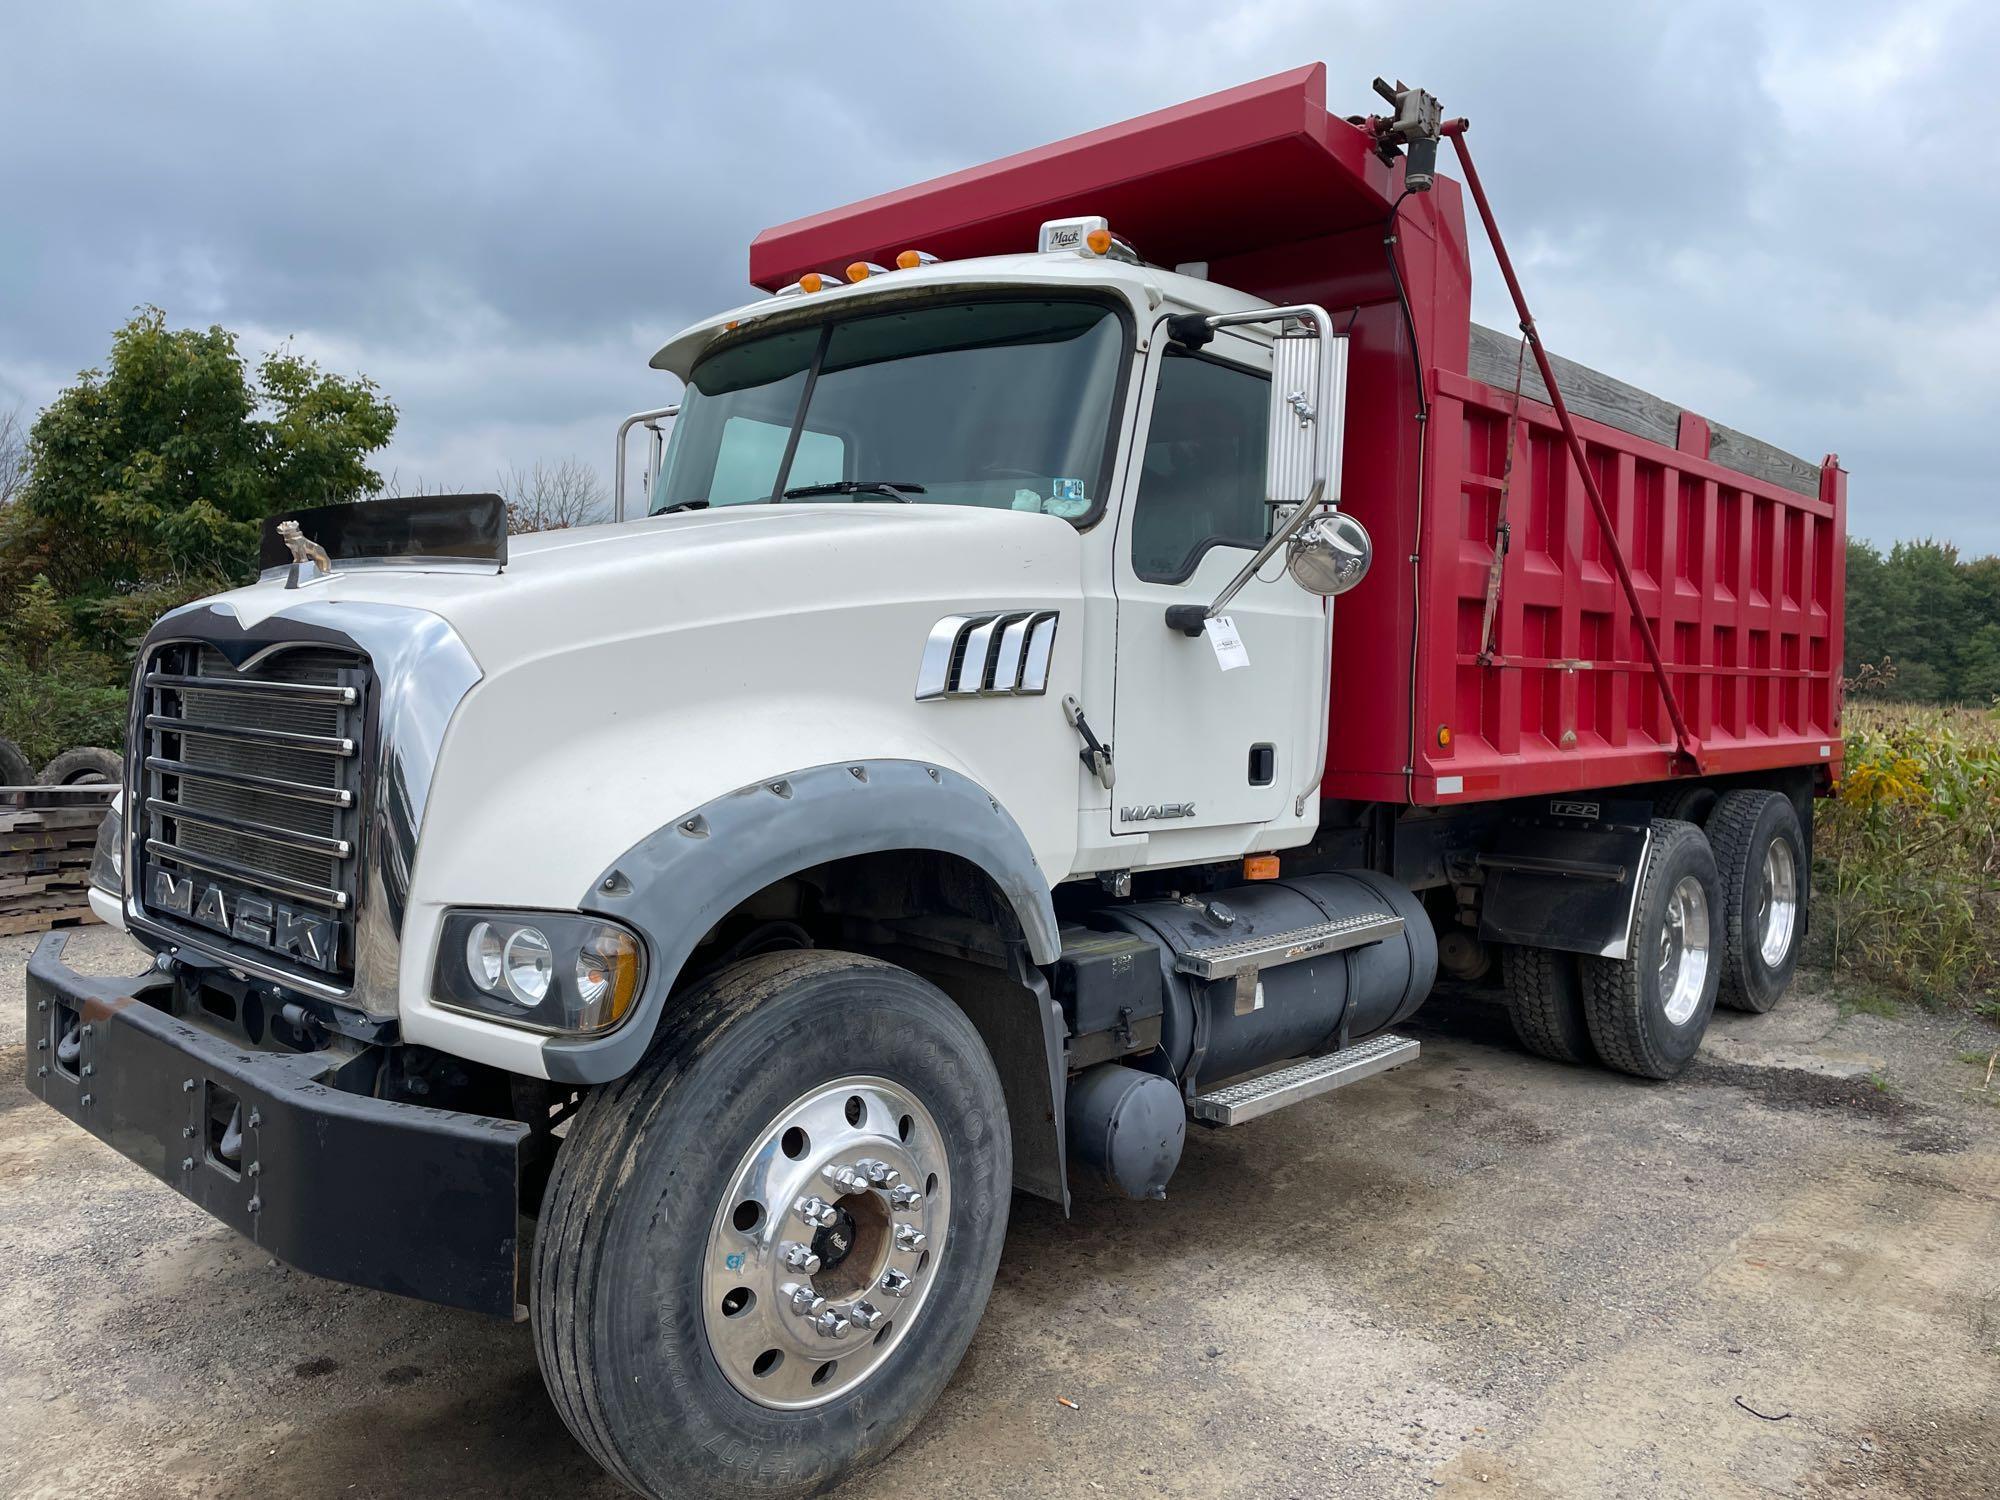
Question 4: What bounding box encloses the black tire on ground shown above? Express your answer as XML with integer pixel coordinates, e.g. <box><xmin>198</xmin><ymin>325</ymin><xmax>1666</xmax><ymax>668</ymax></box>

<box><xmin>1707</xmin><ymin>789</ymin><xmax>1806</xmax><ymax>1014</ymax></box>
<box><xmin>533</xmin><ymin>949</ymin><xmax>1012</xmax><ymax>1500</ymax></box>
<box><xmin>38</xmin><ymin>747</ymin><xmax>123</xmax><ymax>785</ymax></box>
<box><xmin>1500</xmin><ymin>944</ymin><xmax>1595</xmax><ymax>1064</ymax></box>
<box><xmin>0</xmin><ymin>736</ymin><xmax>30</xmax><ymax>787</ymax></box>
<box><xmin>1581</xmin><ymin>818</ymin><xmax>1722</xmax><ymax>1080</ymax></box>
<box><xmin>1654</xmin><ymin>781</ymin><xmax>1717</xmax><ymax>827</ymax></box>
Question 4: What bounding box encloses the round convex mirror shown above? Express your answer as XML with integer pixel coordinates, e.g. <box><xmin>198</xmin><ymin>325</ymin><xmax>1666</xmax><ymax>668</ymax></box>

<box><xmin>1287</xmin><ymin>511</ymin><xmax>1373</xmax><ymax>596</ymax></box>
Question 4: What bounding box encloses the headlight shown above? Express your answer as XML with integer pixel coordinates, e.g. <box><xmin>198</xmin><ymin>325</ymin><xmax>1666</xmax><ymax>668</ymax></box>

<box><xmin>88</xmin><ymin>797</ymin><xmax>124</xmax><ymax>897</ymax></box>
<box><xmin>435</xmin><ymin>911</ymin><xmax>645</xmax><ymax>1035</ymax></box>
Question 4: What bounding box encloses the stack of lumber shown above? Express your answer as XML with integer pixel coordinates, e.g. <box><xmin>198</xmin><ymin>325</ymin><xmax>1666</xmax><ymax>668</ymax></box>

<box><xmin>1</xmin><ymin>784</ymin><xmax>115</xmax><ymax>937</ymax></box>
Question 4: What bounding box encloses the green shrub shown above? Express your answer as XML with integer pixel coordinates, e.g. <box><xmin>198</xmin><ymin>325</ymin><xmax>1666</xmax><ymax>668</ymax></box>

<box><xmin>0</xmin><ymin>652</ymin><xmax>130</xmax><ymax>767</ymax></box>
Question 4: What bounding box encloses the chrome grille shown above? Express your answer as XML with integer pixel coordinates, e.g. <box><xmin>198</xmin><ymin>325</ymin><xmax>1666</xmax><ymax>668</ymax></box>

<box><xmin>138</xmin><ymin>643</ymin><xmax>368</xmax><ymax>981</ymax></box>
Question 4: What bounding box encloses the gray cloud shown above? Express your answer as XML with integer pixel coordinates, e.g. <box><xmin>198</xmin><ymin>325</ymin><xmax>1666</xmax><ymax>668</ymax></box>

<box><xmin>3</xmin><ymin>1</ymin><xmax>1993</xmax><ymax>545</ymax></box>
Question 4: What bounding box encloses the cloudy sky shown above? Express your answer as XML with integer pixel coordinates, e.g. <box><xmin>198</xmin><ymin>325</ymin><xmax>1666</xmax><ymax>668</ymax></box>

<box><xmin>3</xmin><ymin>1</ymin><xmax>1995</xmax><ymax>547</ymax></box>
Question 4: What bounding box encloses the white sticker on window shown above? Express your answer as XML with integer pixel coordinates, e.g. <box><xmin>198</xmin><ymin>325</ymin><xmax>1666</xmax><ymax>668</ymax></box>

<box><xmin>1208</xmin><ymin>615</ymin><xmax>1250</xmax><ymax>671</ymax></box>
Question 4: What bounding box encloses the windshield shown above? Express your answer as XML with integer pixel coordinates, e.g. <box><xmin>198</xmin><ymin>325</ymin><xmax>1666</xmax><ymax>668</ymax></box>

<box><xmin>651</xmin><ymin>298</ymin><xmax>1126</xmax><ymax>520</ymax></box>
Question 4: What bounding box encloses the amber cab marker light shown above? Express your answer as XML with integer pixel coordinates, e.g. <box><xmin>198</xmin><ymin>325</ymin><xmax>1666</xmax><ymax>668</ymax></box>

<box><xmin>1084</xmin><ymin>227</ymin><xmax>1113</xmax><ymax>256</ymax></box>
<box><xmin>1243</xmin><ymin>855</ymin><xmax>1281</xmax><ymax>881</ymax></box>
<box><xmin>1437</xmin><ymin>724</ymin><xmax>1453</xmax><ymax>748</ymax></box>
<box><xmin>845</xmin><ymin>261</ymin><xmax>890</xmax><ymax>283</ymax></box>
<box><xmin>895</xmin><ymin>249</ymin><xmax>937</xmax><ymax>270</ymax></box>
<box><xmin>800</xmin><ymin>272</ymin><xmax>828</xmax><ymax>293</ymax></box>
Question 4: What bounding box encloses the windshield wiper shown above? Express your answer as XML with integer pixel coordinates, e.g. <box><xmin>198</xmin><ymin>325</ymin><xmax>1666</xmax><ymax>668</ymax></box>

<box><xmin>780</xmin><ymin>481</ymin><xmax>927</xmax><ymax>502</ymax></box>
<box><xmin>656</xmin><ymin>498</ymin><xmax>710</xmax><ymax>514</ymax></box>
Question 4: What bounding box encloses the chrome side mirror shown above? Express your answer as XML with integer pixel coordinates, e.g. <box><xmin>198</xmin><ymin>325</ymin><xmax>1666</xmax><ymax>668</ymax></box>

<box><xmin>1287</xmin><ymin>511</ymin><xmax>1373</xmax><ymax>596</ymax></box>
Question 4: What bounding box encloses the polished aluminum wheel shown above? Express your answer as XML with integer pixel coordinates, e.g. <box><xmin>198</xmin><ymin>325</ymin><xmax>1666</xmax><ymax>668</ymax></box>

<box><xmin>1756</xmin><ymin>838</ymin><xmax>1798</xmax><ymax>968</ymax></box>
<box><xmin>1658</xmin><ymin>874</ymin><xmax>1712</xmax><ymax>1026</ymax></box>
<box><xmin>701</xmin><ymin>1076</ymin><xmax>948</xmax><ymax>1409</ymax></box>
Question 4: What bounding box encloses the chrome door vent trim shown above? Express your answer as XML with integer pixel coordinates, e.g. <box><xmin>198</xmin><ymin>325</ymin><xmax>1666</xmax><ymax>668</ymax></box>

<box><xmin>915</xmin><ymin>611</ymin><xmax>1059</xmax><ymax>700</ymax></box>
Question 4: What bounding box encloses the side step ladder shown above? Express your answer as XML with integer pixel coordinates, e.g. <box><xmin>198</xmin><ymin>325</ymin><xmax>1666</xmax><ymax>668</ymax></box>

<box><xmin>1172</xmin><ymin>910</ymin><xmax>1403</xmax><ymax>980</ymax></box>
<box><xmin>1189</xmin><ymin>1034</ymin><xmax>1421</xmax><ymax>1126</ymax></box>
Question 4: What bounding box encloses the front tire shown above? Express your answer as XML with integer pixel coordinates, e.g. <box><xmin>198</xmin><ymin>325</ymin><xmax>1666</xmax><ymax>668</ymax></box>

<box><xmin>533</xmin><ymin>950</ymin><xmax>1012</xmax><ymax>1500</ymax></box>
<box><xmin>1581</xmin><ymin>819</ymin><xmax>1721</xmax><ymax>1079</ymax></box>
<box><xmin>1708</xmin><ymin>789</ymin><xmax>1806</xmax><ymax>1013</ymax></box>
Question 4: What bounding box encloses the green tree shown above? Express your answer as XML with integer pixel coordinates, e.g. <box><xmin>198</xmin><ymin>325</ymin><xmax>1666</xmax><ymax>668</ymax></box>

<box><xmin>1956</xmin><ymin>622</ymin><xmax>2000</xmax><ymax>704</ymax></box>
<box><xmin>0</xmin><ymin>306</ymin><xmax>396</xmax><ymax>642</ymax></box>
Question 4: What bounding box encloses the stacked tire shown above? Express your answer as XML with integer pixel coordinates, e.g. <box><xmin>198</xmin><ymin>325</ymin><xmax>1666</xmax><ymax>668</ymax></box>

<box><xmin>1500</xmin><ymin>788</ymin><xmax>1807</xmax><ymax>1080</ymax></box>
<box><xmin>0</xmin><ymin>739</ymin><xmax>122</xmax><ymax>787</ymax></box>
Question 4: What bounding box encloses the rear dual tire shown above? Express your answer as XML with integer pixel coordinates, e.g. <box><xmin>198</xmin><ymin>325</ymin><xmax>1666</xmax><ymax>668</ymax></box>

<box><xmin>1581</xmin><ymin>819</ymin><xmax>1721</xmax><ymax>1079</ymax></box>
<box><xmin>1500</xmin><ymin>944</ymin><xmax>1593</xmax><ymax>1065</ymax></box>
<box><xmin>1707</xmin><ymin>790</ymin><xmax>1806</xmax><ymax>1013</ymax></box>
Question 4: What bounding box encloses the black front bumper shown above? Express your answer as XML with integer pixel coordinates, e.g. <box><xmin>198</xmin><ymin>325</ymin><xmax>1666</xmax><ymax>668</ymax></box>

<box><xmin>24</xmin><ymin>932</ymin><xmax>531</xmax><ymax>1318</ymax></box>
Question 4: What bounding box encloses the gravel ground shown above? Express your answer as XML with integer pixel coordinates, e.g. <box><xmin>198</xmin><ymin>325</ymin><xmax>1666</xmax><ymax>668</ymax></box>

<box><xmin>3</xmin><ymin>925</ymin><xmax>1996</xmax><ymax>1499</ymax></box>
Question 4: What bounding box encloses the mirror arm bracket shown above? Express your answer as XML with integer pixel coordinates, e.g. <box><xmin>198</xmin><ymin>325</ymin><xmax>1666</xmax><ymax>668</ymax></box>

<box><xmin>613</xmin><ymin>404</ymin><xmax>681</xmax><ymax>521</ymax></box>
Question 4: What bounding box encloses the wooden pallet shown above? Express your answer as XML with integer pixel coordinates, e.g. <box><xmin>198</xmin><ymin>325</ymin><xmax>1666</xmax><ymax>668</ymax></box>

<box><xmin>0</xmin><ymin>905</ymin><xmax>99</xmax><ymax>937</ymax></box>
<box><xmin>0</xmin><ymin>784</ymin><xmax>115</xmax><ymax>937</ymax></box>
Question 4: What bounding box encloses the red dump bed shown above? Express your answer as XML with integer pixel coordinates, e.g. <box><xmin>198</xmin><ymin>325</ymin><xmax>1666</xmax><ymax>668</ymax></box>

<box><xmin>752</xmin><ymin>64</ymin><xmax>1846</xmax><ymax>805</ymax></box>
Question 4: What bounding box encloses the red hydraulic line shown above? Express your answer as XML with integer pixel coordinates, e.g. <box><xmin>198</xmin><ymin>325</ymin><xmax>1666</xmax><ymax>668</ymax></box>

<box><xmin>1440</xmin><ymin>119</ymin><xmax>1703</xmax><ymax>774</ymax></box>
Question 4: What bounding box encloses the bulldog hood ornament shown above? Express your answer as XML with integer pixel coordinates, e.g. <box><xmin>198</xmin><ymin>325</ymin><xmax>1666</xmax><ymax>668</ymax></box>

<box><xmin>277</xmin><ymin>520</ymin><xmax>332</xmax><ymax>587</ymax></box>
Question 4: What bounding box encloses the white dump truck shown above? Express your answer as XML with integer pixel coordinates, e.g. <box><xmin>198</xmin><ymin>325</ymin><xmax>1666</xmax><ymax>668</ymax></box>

<box><xmin>26</xmin><ymin>68</ymin><xmax>1840</xmax><ymax>1499</ymax></box>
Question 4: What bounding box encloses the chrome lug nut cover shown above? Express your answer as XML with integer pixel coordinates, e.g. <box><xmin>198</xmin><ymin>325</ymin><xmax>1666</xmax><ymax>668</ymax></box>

<box><xmin>849</xmin><ymin>1300</ymin><xmax>884</xmax><ymax>1330</ymax></box>
<box><xmin>781</xmin><ymin>1282</ymin><xmax>824</xmax><ymax>1316</ymax></box>
<box><xmin>889</xmin><ymin>1183</ymin><xmax>921</xmax><ymax>1210</ymax></box>
<box><xmin>781</xmin><ymin>1241</ymin><xmax>822</xmax><ymax>1274</ymax></box>
<box><xmin>810</xmin><ymin>1308</ymin><xmax>852</xmax><ymax>1340</ymax></box>
<box><xmin>858</xmin><ymin>1158</ymin><xmax>900</xmax><ymax>1187</ymax></box>
<box><xmin>880</xmin><ymin>1267</ymin><xmax>914</xmax><ymax>1298</ymax></box>
<box><xmin>893</xmin><ymin>1225</ymin><xmax>926</xmax><ymax>1252</ymax></box>
<box><xmin>795</xmin><ymin>1195</ymin><xmax>837</xmax><ymax>1228</ymax></box>
<box><xmin>824</xmin><ymin>1164</ymin><xmax>871</xmax><ymax>1194</ymax></box>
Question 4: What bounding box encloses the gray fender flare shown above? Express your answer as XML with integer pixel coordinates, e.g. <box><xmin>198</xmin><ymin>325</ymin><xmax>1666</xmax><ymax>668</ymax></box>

<box><xmin>540</xmin><ymin>759</ymin><xmax>1061</xmax><ymax>1084</ymax></box>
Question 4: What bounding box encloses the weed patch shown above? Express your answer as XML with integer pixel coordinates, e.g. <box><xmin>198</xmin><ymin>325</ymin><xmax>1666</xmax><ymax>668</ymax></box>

<box><xmin>1818</xmin><ymin>702</ymin><xmax>2000</xmax><ymax>1016</ymax></box>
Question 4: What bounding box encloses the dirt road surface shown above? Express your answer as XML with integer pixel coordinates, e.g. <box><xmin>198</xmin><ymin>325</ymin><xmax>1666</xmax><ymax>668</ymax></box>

<box><xmin>4</xmin><ymin>926</ymin><xmax>1996</xmax><ymax>1498</ymax></box>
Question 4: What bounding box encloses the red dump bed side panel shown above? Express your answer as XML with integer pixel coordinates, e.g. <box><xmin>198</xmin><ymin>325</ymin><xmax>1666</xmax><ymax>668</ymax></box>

<box><xmin>1372</xmin><ymin>373</ymin><xmax>1847</xmax><ymax>807</ymax></box>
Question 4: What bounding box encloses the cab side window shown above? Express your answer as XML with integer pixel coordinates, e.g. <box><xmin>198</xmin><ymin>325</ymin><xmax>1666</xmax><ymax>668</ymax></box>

<box><xmin>1130</xmin><ymin>347</ymin><xmax>1270</xmax><ymax>582</ymax></box>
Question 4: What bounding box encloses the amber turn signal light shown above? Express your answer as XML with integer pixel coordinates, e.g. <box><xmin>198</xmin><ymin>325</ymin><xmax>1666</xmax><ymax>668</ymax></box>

<box><xmin>1243</xmin><ymin>855</ymin><xmax>1281</xmax><ymax>881</ymax></box>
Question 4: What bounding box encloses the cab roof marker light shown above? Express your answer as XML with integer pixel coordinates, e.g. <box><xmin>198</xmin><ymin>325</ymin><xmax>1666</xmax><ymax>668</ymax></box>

<box><xmin>846</xmin><ymin>261</ymin><xmax>889</xmax><ymax>282</ymax></box>
<box><xmin>1037</xmin><ymin>214</ymin><xmax>1108</xmax><ymax>254</ymax></box>
<box><xmin>1036</xmin><ymin>214</ymin><xmax>1140</xmax><ymax>263</ymax></box>
<box><xmin>776</xmin><ymin>271</ymin><xmax>847</xmax><ymax>297</ymax></box>
<box><xmin>895</xmin><ymin>249</ymin><xmax>938</xmax><ymax>269</ymax></box>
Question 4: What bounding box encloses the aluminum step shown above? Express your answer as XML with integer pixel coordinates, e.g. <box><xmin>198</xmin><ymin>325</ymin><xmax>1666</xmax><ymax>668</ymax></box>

<box><xmin>1173</xmin><ymin>910</ymin><xmax>1404</xmax><ymax>981</ymax></box>
<box><xmin>1189</xmin><ymin>1034</ymin><xmax>1421</xmax><ymax>1126</ymax></box>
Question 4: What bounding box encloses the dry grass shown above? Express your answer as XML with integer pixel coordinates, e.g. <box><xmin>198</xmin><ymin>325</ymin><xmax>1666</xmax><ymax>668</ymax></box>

<box><xmin>1817</xmin><ymin>700</ymin><xmax>2000</xmax><ymax>1011</ymax></box>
